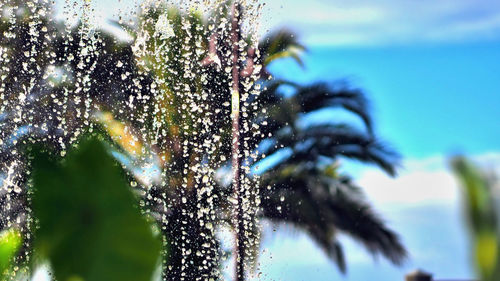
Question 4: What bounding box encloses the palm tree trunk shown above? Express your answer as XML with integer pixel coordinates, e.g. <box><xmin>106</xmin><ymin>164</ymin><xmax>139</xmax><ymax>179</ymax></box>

<box><xmin>162</xmin><ymin>190</ymin><xmax>221</xmax><ymax>280</ymax></box>
<box><xmin>230</xmin><ymin>2</ymin><xmax>245</xmax><ymax>281</ymax></box>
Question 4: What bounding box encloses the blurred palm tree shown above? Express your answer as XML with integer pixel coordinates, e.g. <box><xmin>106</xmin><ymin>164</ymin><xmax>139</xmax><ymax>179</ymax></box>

<box><xmin>128</xmin><ymin>5</ymin><xmax>406</xmax><ymax>278</ymax></box>
<box><xmin>0</xmin><ymin>1</ymin><xmax>406</xmax><ymax>279</ymax></box>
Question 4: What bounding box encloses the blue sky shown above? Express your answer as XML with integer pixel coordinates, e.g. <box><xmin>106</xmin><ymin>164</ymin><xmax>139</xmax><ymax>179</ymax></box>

<box><xmin>45</xmin><ymin>0</ymin><xmax>500</xmax><ymax>280</ymax></box>
<box><xmin>269</xmin><ymin>41</ymin><xmax>500</xmax><ymax>158</ymax></box>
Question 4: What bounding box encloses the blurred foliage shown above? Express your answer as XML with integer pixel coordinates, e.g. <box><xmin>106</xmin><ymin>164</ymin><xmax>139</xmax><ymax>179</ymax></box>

<box><xmin>31</xmin><ymin>138</ymin><xmax>161</xmax><ymax>281</ymax></box>
<box><xmin>94</xmin><ymin>112</ymin><xmax>145</xmax><ymax>157</ymax></box>
<box><xmin>452</xmin><ymin>157</ymin><xmax>500</xmax><ymax>281</ymax></box>
<box><xmin>0</xmin><ymin>228</ymin><xmax>22</xmax><ymax>279</ymax></box>
<box><xmin>0</xmin><ymin>0</ymin><xmax>407</xmax><ymax>279</ymax></box>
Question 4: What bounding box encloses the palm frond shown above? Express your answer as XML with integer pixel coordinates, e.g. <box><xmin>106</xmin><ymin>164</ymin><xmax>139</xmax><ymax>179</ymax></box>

<box><xmin>259</xmin><ymin>165</ymin><xmax>407</xmax><ymax>272</ymax></box>
<box><xmin>259</xmin><ymin>29</ymin><xmax>306</xmax><ymax>67</ymax></box>
<box><xmin>294</xmin><ymin>83</ymin><xmax>374</xmax><ymax>135</ymax></box>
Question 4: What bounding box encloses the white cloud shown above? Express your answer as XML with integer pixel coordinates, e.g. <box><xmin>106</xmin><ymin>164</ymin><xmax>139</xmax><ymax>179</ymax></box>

<box><xmin>259</xmin><ymin>0</ymin><xmax>500</xmax><ymax>46</ymax></box>
<box><xmin>356</xmin><ymin>152</ymin><xmax>500</xmax><ymax>207</ymax></box>
<box><xmin>360</xmin><ymin>167</ymin><xmax>459</xmax><ymax>206</ymax></box>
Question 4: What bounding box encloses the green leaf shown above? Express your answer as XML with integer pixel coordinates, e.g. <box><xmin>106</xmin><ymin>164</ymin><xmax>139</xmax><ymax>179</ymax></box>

<box><xmin>451</xmin><ymin>157</ymin><xmax>500</xmax><ymax>281</ymax></box>
<box><xmin>32</xmin><ymin>138</ymin><xmax>161</xmax><ymax>281</ymax></box>
<box><xmin>0</xmin><ymin>228</ymin><xmax>22</xmax><ymax>278</ymax></box>
<box><xmin>263</xmin><ymin>45</ymin><xmax>305</xmax><ymax>67</ymax></box>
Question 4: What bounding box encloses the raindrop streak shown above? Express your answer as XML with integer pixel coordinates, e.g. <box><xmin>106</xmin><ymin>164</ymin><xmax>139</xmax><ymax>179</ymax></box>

<box><xmin>0</xmin><ymin>0</ymin><xmax>267</xmax><ymax>280</ymax></box>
